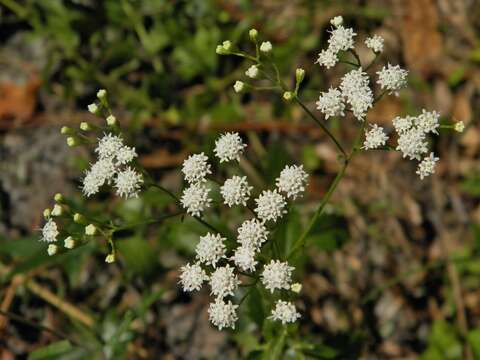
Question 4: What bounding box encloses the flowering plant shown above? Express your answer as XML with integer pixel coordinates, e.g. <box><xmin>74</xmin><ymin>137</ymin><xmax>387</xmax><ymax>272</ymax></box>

<box><xmin>38</xmin><ymin>15</ymin><xmax>464</xmax><ymax>356</ymax></box>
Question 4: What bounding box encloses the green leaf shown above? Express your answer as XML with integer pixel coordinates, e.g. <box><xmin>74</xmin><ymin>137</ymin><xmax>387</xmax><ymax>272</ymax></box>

<box><xmin>421</xmin><ymin>321</ymin><xmax>463</xmax><ymax>360</ymax></box>
<box><xmin>306</xmin><ymin>214</ymin><xmax>349</xmax><ymax>252</ymax></box>
<box><xmin>117</xmin><ymin>236</ymin><xmax>157</xmax><ymax>275</ymax></box>
<box><xmin>467</xmin><ymin>329</ymin><xmax>480</xmax><ymax>358</ymax></box>
<box><xmin>246</xmin><ymin>286</ymin><xmax>265</xmax><ymax>328</ymax></box>
<box><xmin>28</xmin><ymin>340</ymin><xmax>72</xmax><ymax>360</ymax></box>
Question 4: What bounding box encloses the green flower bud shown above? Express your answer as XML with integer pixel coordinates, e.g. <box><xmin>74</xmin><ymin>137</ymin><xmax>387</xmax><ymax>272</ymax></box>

<box><xmin>61</xmin><ymin>126</ymin><xmax>74</xmax><ymax>135</ymax></box>
<box><xmin>43</xmin><ymin>208</ymin><xmax>51</xmax><ymax>219</ymax></box>
<box><xmin>106</xmin><ymin>115</ymin><xmax>117</xmax><ymax>126</ymax></box>
<box><xmin>73</xmin><ymin>213</ymin><xmax>86</xmax><ymax>224</ymax></box>
<box><xmin>80</xmin><ymin>122</ymin><xmax>91</xmax><ymax>131</ymax></box>
<box><xmin>51</xmin><ymin>204</ymin><xmax>63</xmax><ymax>217</ymax></box>
<box><xmin>283</xmin><ymin>91</ymin><xmax>293</xmax><ymax>101</ymax></box>
<box><xmin>249</xmin><ymin>28</ymin><xmax>258</xmax><ymax>41</ymax></box>
<box><xmin>54</xmin><ymin>193</ymin><xmax>64</xmax><ymax>203</ymax></box>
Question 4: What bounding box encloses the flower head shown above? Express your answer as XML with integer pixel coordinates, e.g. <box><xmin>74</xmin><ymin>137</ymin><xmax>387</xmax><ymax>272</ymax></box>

<box><xmin>316</xmin><ymin>49</ymin><xmax>338</xmax><ymax>69</ymax></box>
<box><xmin>416</xmin><ymin>152</ymin><xmax>439</xmax><ymax>180</ymax></box>
<box><xmin>276</xmin><ymin>165</ymin><xmax>308</xmax><ymax>200</ymax></box>
<box><xmin>365</xmin><ymin>35</ymin><xmax>384</xmax><ymax>53</ymax></box>
<box><xmin>415</xmin><ymin>110</ymin><xmax>440</xmax><ymax>135</ymax></box>
<box><xmin>237</xmin><ymin>218</ymin><xmax>269</xmax><ymax>250</ymax></box>
<box><xmin>233</xmin><ymin>81</ymin><xmax>244</xmax><ymax>93</ymax></box>
<box><xmin>195</xmin><ymin>233</ymin><xmax>226</xmax><ymax>267</ymax></box>
<box><xmin>82</xmin><ymin>158</ymin><xmax>117</xmax><ymax>197</ymax></box>
<box><xmin>41</xmin><ymin>219</ymin><xmax>59</xmax><ymax>243</ymax></box>
<box><xmin>363</xmin><ymin>124</ymin><xmax>388</xmax><ymax>150</ymax></box>
<box><xmin>245</xmin><ymin>65</ymin><xmax>259</xmax><ymax>79</ymax></box>
<box><xmin>340</xmin><ymin>69</ymin><xmax>373</xmax><ymax>120</ymax></box>
<box><xmin>95</xmin><ymin>133</ymin><xmax>124</xmax><ymax>160</ymax></box>
<box><xmin>116</xmin><ymin>146</ymin><xmax>137</xmax><ymax>165</ymax></box>
<box><xmin>47</xmin><ymin>244</ymin><xmax>58</xmax><ymax>256</ymax></box>
<box><xmin>454</xmin><ymin>121</ymin><xmax>465</xmax><ymax>133</ymax></box>
<box><xmin>316</xmin><ymin>88</ymin><xmax>345</xmax><ymax>119</ymax></box>
<box><xmin>392</xmin><ymin>115</ymin><xmax>414</xmax><ymax>134</ymax></box>
<box><xmin>181</xmin><ymin>183</ymin><xmax>211</xmax><ymax>217</ymax></box>
<box><xmin>214</xmin><ymin>132</ymin><xmax>246</xmax><ymax>163</ymax></box>
<box><xmin>260</xmin><ymin>41</ymin><xmax>272</xmax><ymax>53</ymax></box>
<box><xmin>208</xmin><ymin>299</ymin><xmax>238</xmax><ymax>330</ymax></box>
<box><xmin>328</xmin><ymin>26</ymin><xmax>356</xmax><ymax>53</ymax></box>
<box><xmin>231</xmin><ymin>246</ymin><xmax>257</xmax><ymax>272</ymax></box>
<box><xmin>261</xmin><ymin>260</ymin><xmax>294</xmax><ymax>293</ymax></box>
<box><xmin>376</xmin><ymin>64</ymin><xmax>408</xmax><ymax>96</ymax></box>
<box><xmin>209</xmin><ymin>265</ymin><xmax>239</xmax><ymax>298</ymax></box>
<box><xmin>396</xmin><ymin>127</ymin><xmax>428</xmax><ymax>160</ymax></box>
<box><xmin>220</xmin><ymin>175</ymin><xmax>252</xmax><ymax>207</ymax></box>
<box><xmin>182</xmin><ymin>153</ymin><xmax>212</xmax><ymax>184</ymax></box>
<box><xmin>179</xmin><ymin>263</ymin><xmax>209</xmax><ymax>292</ymax></box>
<box><xmin>254</xmin><ymin>189</ymin><xmax>287</xmax><ymax>223</ymax></box>
<box><xmin>114</xmin><ymin>167</ymin><xmax>143</xmax><ymax>198</ymax></box>
<box><xmin>269</xmin><ymin>300</ymin><xmax>301</xmax><ymax>324</ymax></box>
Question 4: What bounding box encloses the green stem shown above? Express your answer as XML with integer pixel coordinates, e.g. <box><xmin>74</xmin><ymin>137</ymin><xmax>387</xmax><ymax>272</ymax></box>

<box><xmin>348</xmin><ymin>49</ymin><xmax>362</xmax><ymax>67</ymax></box>
<box><xmin>294</xmin><ymin>96</ymin><xmax>347</xmax><ymax>159</ymax></box>
<box><xmin>112</xmin><ymin>211</ymin><xmax>184</xmax><ymax>232</ymax></box>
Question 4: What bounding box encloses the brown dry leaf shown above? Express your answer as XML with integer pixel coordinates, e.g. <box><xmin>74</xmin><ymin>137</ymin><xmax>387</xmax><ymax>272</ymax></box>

<box><xmin>398</xmin><ymin>0</ymin><xmax>443</xmax><ymax>76</ymax></box>
<box><xmin>0</xmin><ymin>75</ymin><xmax>40</xmax><ymax>128</ymax></box>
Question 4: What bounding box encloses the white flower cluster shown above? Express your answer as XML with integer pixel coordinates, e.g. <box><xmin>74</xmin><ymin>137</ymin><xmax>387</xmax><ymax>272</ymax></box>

<box><xmin>365</xmin><ymin>35</ymin><xmax>384</xmax><ymax>53</ymax></box>
<box><xmin>315</xmin><ymin>16</ymin><xmax>442</xmax><ymax>179</ymax></box>
<box><xmin>316</xmin><ymin>16</ymin><xmax>356</xmax><ymax>69</ymax></box>
<box><xmin>392</xmin><ymin>110</ymin><xmax>441</xmax><ymax>179</ymax></box>
<box><xmin>179</xmin><ymin>133</ymin><xmax>304</xmax><ymax>329</ymax></box>
<box><xmin>315</xmin><ymin>17</ymin><xmax>408</xmax><ymax>121</ymax></box>
<box><xmin>376</xmin><ymin>64</ymin><xmax>408</xmax><ymax>96</ymax></box>
<box><xmin>363</xmin><ymin>124</ymin><xmax>388</xmax><ymax>150</ymax></box>
<box><xmin>82</xmin><ymin>133</ymin><xmax>142</xmax><ymax>198</ymax></box>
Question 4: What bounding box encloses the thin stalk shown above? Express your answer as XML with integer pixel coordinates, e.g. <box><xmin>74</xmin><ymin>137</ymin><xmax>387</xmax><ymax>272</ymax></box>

<box><xmin>294</xmin><ymin>96</ymin><xmax>347</xmax><ymax>159</ymax></box>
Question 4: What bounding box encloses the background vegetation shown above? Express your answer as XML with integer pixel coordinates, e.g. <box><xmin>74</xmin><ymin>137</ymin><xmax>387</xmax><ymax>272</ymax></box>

<box><xmin>0</xmin><ymin>0</ymin><xmax>479</xmax><ymax>358</ymax></box>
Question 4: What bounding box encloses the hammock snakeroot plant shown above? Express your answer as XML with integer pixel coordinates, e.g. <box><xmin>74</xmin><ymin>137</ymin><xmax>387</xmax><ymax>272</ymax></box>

<box><xmin>38</xmin><ymin>15</ymin><xmax>464</xmax><ymax>333</ymax></box>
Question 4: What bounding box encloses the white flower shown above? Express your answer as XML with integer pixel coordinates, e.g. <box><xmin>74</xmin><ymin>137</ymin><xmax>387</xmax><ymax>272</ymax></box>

<box><xmin>260</xmin><ymin>41</ymin><xmax>272</xmax><ymax>53</ymax></box>
<box><xmin>114</xmin><ymin>167</ymin><xmax>143</xmax><ymax>198</ymax></box>
<box><xmin>195</xmin><ymin>233</ymin><xmax>226</xmax><ymax>267</ymax></box>
<box><xmin>415</xmin><ymin>109</ymin><xmax>440</xmax><ymax>135</ymax></box>
<box><xmin>41</xmin><ymin>219</ymin><xmax>59</xmax><ymax>243</ymax></box>
<box><xmin>269</xmin><ymin>300</ymin><xmax>301</xmax><ymax>324</ymax></box>
<box><xmin>181</xmin><ymin>183</ymin><xmax>211</xmax><ymax>217</ymax></box>
<box><xmin>95</xmin><ymin>133</ymin><xmax>124</xmax><ymax>160</ymax></box>
<box><xmin>231</xmin><ymin>246</ymin><xmax>257</xmax><ymax>272</ymax></box>
<box><xmin>116</xmin><ymin>146</ymin><xmax>137</xmax><ymax>165</ymax></box>
<box><xmin>363</xmin><ymin>124</ymin><xmax>389</xmax><ymax>150</ymax></box>
<box><xmin>316</xmin><ymin>49</ymin><xmax>338</xmax><ymax>69</ymax></box>
<box><xmin>454</xmin><ymin>121</ymin><xmax>465</xmax><ymax>133</ymax></box>
<box><xmin>106</xmin><ymin>115</ymin><xmax>117</xmax><ymax>126</ymax></box>
<box><xmin>276</xmin><ymin>165</ymin><xmax>308</xmax><ymax>200</ymax></box>
<box><xmin>220</xmin><ymin>176</ymin><xmax>252</xmax><ymax>207</ymax></box>
<box><xmin>209</xmin><ymin>265</ymin><xmax>239</xmax><ymax>298</ymax></box>
<box><xmin>396</xmin><ymin>127</ymin><xmax>428</xmax><ymax>160</ymax></box>
<box><xmin>392</xmin><ymin>115</ymin><xmax>414</xmax><ymax>134</ymax></box>
<box><xmin>182</xmin><ymin>153</ymin><xmax>212</xmax><ymax>184</ymax></box>
<box><xmin>179</xmin><ymin>263</ymin><xmax>208</xmax><ymax>292</ymax></box>
<box><xmin>51</xmin><ymin>204</ymin><xmax>63</xmax><ymax>217</ymax></box>
<box><xmin>365</xmin><ymin>35</ymin><xmax>384</xmax><ymax>53</ymax></box>
<box><xmin>254</xmin><ymin>189</ymin><xmax>287</xmax><ymax>223</ymax></box>
<box><xmin>245</xmin><ymin>65</ymin><xmax>259</xmax><ymax>79</ymax></box>
<box><xmin>233</xmin><ymin>81</ymin><xmax>244</xmax><ymax>93</ymax></box>
<box><xmin>237</xmin><ymin>218</ymin><xmax>269</xmax><ymax>250</ymax></box>
<box><xmin>330</xmin><ymin>16</ymin><xmax>343</xmax><ymax>27</ymax></box>
<box><xmin>64</xmin><ymin>236</ymin><xmax>75</xmax><ymax>249</ymax></box>
<box><xmin>416</xmin><ymin>152</ymin><xmax>439</xmax><ymax>180</ymax></box>
<box><xmin>328</xmin><ymin>26</ymin><xmax>356</xmax><ymax>53</ymax></box>
<box><xmin>376</xmin><ymin>64</ymin><xmax>408</xmax><ymax>96</ymax></box>
<box><xmin>87</xmin><ymin>103</ymin><xmax>98</xmax><ymax>114</ymax></box>
<box><xmin>82</xmin><ymin>158</ymin><xmax>117</xmax><ymax>196</ymax></box>
<box><xmin>105</xmin><ymin>254</ymin><xmax>115</xmax><ymax>263</ymax></box>
<box><xmin>208</xmin><ymin>299</ymin><xmax>238</xmax><ymax>330</ymax></box>
<box><xmin>340</xmin><ymin>69</ymin><xmax>373</xmax><ymax>120</ymax></box>
<box><xmin>316</xmin><ymin>88</ymin><xmax>345</xmax><ymax>119</ymax></box>
<box><xmin>97</xmin><ymin>89</ymin><xmax>106</xmax><ymax>99</ymax></box>
<box><xmin>214</xmin><ymin>132</ymin><xmax>246</xmax><ymax>163</ymax></box>
<box><xmin>47</xmin><ymin>244</ymin><xmax>58</xmax><ymax>256</ymax></box>
<box><xmin>261</xmin><ymin>260</ymin><xmax>294</xmax><ymax>293</ymax></box>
